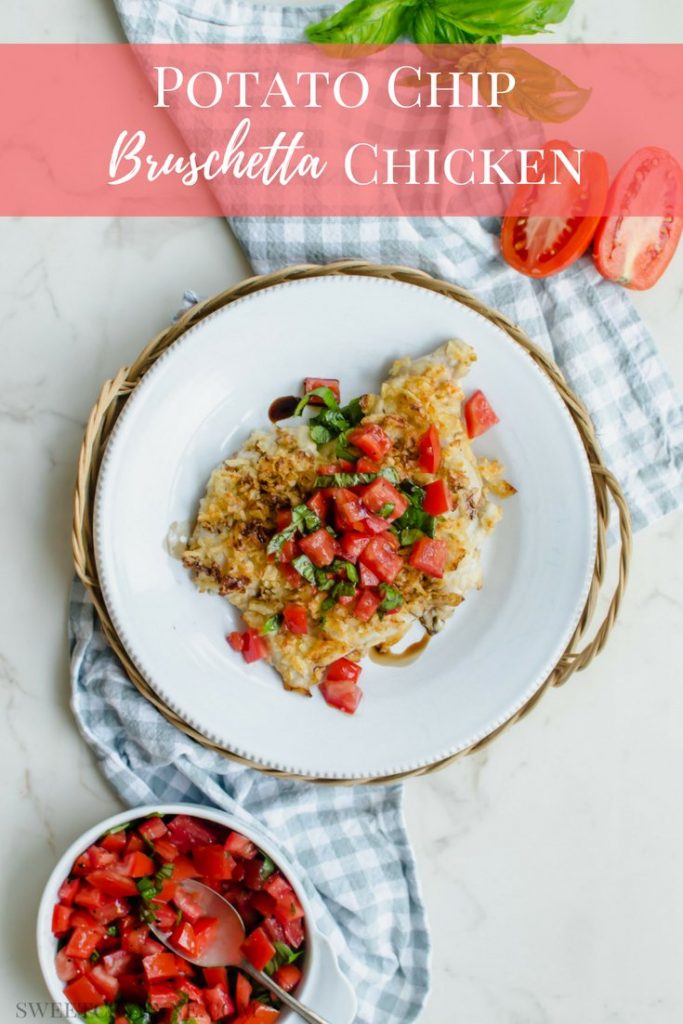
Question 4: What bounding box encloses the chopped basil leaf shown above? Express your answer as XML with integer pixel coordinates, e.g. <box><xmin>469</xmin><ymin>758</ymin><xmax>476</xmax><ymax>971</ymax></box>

<box><xmin>335</xmin><ymin>432</ymin><xmax>360</xmax><ymax>461</ymax></box>
<box><xmin>292</xmin><ymin>554</ymin><xmax>317</xmax><ymax>585</ymax></box>
<box><xmin>262</xmin><ymin>613</ymin><xmax>283</xmax><ymax>634</ymax></box>
<box><xmin>106</xmin><ymin>924</ymin><xmax>119</xmax><ymax>937</ymax></box>
<box><xmin>396</xmin><ymin>527</ymin><xmax>425</xmax><ymax>547</ymax></box>
<box><xmin>309</xmin><ymin>423</ymin><xmax>333</xmax><ymax>445</ymax></box>
<box><xmin>83</xmin><ymin>1006</ymin><xmax>114</xmax><ymax>1024</ymax></box>
<box><xmin>273</xmin><ymin>940</ymin><xmax>303</xmax><ymax>965</ymax></box>
<box><xmin>263</xmin><ymin>960</ymin><xmax>277</xmax><ymax>976</ymax></box>
<box><xmin>294</xmin><ymin>386</ymin><xmax>340</xmax><ymax>417</ymax></box>
<box><xmin>399</xmin><ymin>480</ymin><xmax>426</xmax><ymax>506</ymax></box>
<box><xmin>267</xmin><ymin>504</ymin><xmax>321</xmax><ymax>556</ymax></box>
<box><xmin>89</xmin><ymin>950</ymin><xmax>101</xmax><ymax>964</ymax></box>
<box><xmin>320</xmin><ymin>595</ymin><xmax>337</xmax><ymax>614</ymax></box>
<box><xmin>170</xmin><ymin>994</ymin><xmax>189</xmax><ymax>1024</ymax></box>
<box><xmin>310</xmin><ymin>408</ymin><xmax>349</xmax><ymax>435</ymax></box>
<box><xmin>330</xmin><ymin>558</ymin><xmax>359</xmax><ymax>584</ymax></box>
<box><xmin>314</xmin><ymin>466</ymin><xmax>399</xmax><ymax>489</ymax></box>
<box><xmin>314</xmin><ymin>568</ymin><xmax>336</xmax><ymax>591</ymax></box>
<box><xmin>104</xmin><ymin>822</ymin><xmax>129</xmax><ymax>836</ymax></box>
<box><xmin>341</xmin><ymin>397</ymin><xmax>365</xmax><ymax>426</ymax></box>
<box><xmin>156</xmin><ymin>863</ymin><xmax>174</xmax><ymax>882</ymax></box>
<box><xmin>260</xmin><ymin>854</ymin><xmax>277</xmax><ymax>880</ymax></box>
<box><xmin>378</xmin><ymin>584</ymin><xmax>404</xmax><ymax>617</ymax></box>
<box><xmin>393</xmin><ymin>501</ymin><xmax>436</xmax><ymax>542</ymax></box>
<box><xmin>378</xmin><ymin>503</ymin><xmax>395</xmax><ymax>518</ymax></box>
<box><xmin>124</xmin><ymin>1005</ymin><xmax>150</xmax><ymax>1024</ymax></box>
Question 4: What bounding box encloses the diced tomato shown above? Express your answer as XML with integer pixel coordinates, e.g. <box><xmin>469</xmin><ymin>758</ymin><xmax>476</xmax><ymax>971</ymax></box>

<box><xmin>280</xmin><ymin>562</ymin><xmax>303</xmax><ymax>588</ymax></box>
<box><xmin>56</xmin><ymin>949</ymin><xmax>84</xmax><ymax>983</ymax></box>
<box><xmin>275</xmin><ymin>508</ymin><xmax>292</xmax><ymax>532</ymax></box>
<box><xmin>354</xmin><ymin>588</ymin><xmax>382</xmax><ymax>622</ymax></box>
<box><xmin>304</xmin><ymin>377</ymin><xmax>340</xmax><ymax>404</ymax></box>
<box><xmin>71</xmin><ymin>852</ymin><xmax>91</xmax><ymax>877</ymax></box>
<box><xmin>324</xmin><ymin>657</ymin><xmax>362</xmax><ymax>684</ymax></box>
<box><xmin>154</xmin><ymin>838</ymin><xmax>180</xmax><ymax>862</ymax></box>
<box><xmin>231</xmin><ymin>861</ymin><xmax>246</xmax><ymax>883</ymax></box>
<box><xmin>235</xmin><ymin>973</ymin><xmax>253</xmax><ymax>1014</ymax></box>
<box><xmin>241</xmin><ymin>926</ymin><xmax>276</xmax><ymax>971</ymax></box>
<box><xmin>243</xmin><ymin>858</ymin><xmax>266</xmax><ymax>890</ymax></box>
<box><xmin>64</xmin><ymin>975</ymin><xmax>106</xmax><ymax>1012</ymax></box>
<box><xmin>464</xmin><ymin>391</ymin><xmax>499</xmax><ymax>439</ymax></box>
<box><xmin>101</xmin><ymin>950</ymin><xmax>135</xmax><ymax>978</ymax></box>
<box><xmin>274</xmin><ymin>963</ymin><xmax>302</xmax><ymax>992</ymax></box>
<box><xmin>88</xmin><ymin>965</ymin><xmax>120</xmax><ymax>1001</ymax></box>
<box><xmin>321</xmin><ymin>678</ymin><xmax>363</xmax><ymax>714</ymax></box>
<box><xmin>262</xmin><ymin>916</ymin><xmax>285</xmax><ymax>944</ymax></box>
<box><xmin>331</xmin><ymin>488</ymin><xmax>368</xmax><ymax>531</ymax></box>
<box><xmin>282</xmin><ymin>916</ymin><xmax>305</xmax><ymax>949</ymax></box>
<box><xmin>172</xmin><ymin>887</ymin><xmax>204</xmax><ymax>924</ymax></box>
<box><xmin>359</xmin><ymin>536</ymin><xmax>403</xmax><ymax>584</ymax></box>
<box><xmin>418</xmin><ymin>424</ymin><xmax>441</xmax><ymax>473</ymax></box>
<box><xmin>122</xmin><ymin>926</ymin><xmax>164</xmax><ymax>957</ymax></box>
<box><xmin>186</xmin><ymin>1003</ymin><xmax>210</xmax><ymax>1024</ymax></box>
<box><xmin>283</xmin><ymin>604</ymin><xmax>308</xmax><ymax>635</ymax></box>
<box><xmin>203</xmin><ymin>966</ymin><xmax>228</xmax><ymax>988</ymax></box>
<box><xmin>250</xmin><ymin>890</ymin><xmax>277</xmax><ymax>917</ymax></box>
<box><xmin>409</xmin><ymin>537</ymin><xmax>448</xmax><ymax>578</ymax></box>
<box><xmin>125</xmin><ymin>833</ymin><xmax>145</xmax><ymax>856</ymax></box>
<box><xmin>359</xmin><ymin>562</ymin><xmax>380</xmax><ymax>588</ymax></box>
<box><xmin>204</xmin><ymin>984</ymin><xmax>235</xmax><ymax>1021</ymax></box>
<box><xmin>86</xmin><ymin>870</ymin><xmax>139</xmax><ymax>898</ymax></box>
<box><xmin>306</xmin><ymin>489</ymin><xmax>329</xmax><ymax>523</ymax></box>
<box><xmin>356</xmin><ymin>457</ymin><xmax>380</xmax><ymax>473</ymax></box>
<box><xmin>138</xmin><ymin>816</ymin><xmax>168</xmax><ymax>842</ymax></box>
<box><xmin>298</xmin><ymin>528</ymin><xmax>336</xmax><ymax>568</ymax></box>
<box><xmin>358</xmin><ymin>512</ymin><xmax>391</xmax><ymax>535</ymax></box>
<box><xmin>235</xmin><ymin>1005</ymin><xmax>279</xmax><ymax>1024</ymax></box>
<box><xmin>143</xmin><ymin>952</ymin><xmax>187</xmax><ymax>982</ymax></box>
<box><xmin>118</xmin><ymin>974</ymin><xmax>148</xmax><ymax>1002</ymax></box>
<box><xmin>52</xmin><ymin>904</ymin><xmax>74</xmax><ymax>936</ymax></box>
<box><xmin>167</xmin><ymin>815</ymin><xmax>219</xmax><ymax>853</ymax></box>
<box><xmin>278</xmin><ymin>537</ymin><xmax>297</xmax><ymax>564</ymax></box>
<box><xmin>64</xmin><ymin>928</ymin><xmax>101</xmax><ymax>959</ymax></box>
<box><xmin>100</xmin><ymin>832</ymin><xmax>128</xmax><ymax>854</ymax></box>
<box><xmin>147</xmin><ymin>982</ymin><xmax>185</xmax><ymax>1011</ymax></box>
<box><xmin>87</xmin><ymin>845</ymin><xmax>118</xmax><ymax>870</ymax></box>
<box><xmin>339</xmin><ymin>531</ymin><xmax>370</xmax><ymax>562</ymax></box>
<box><xmin>119</xmin><ymin>851</ymin><xmax>155</xmax><ymax>878</ymax></box>
<box><xmin>242</xmin><ymin>629</ymin><xmax>269</xmax><ymax>664</ymax></box>
<box><xmin>151</xmin><ymin>903</ymin><xmax>177</xmax><ymax>931</ymax></box>
<box><xmin>194</xmin><ymin>916</ymin><xmax>219</xmax><ymax>954</ymax></box>
<box><xmin>177</xmin><ymin>980</ymin><xmax>205</xmax><ymax>1004</ymax></box>
<box><xmin>423</xmin><ymin>479</ymin><xmax>452</xmax><ymax>516</ymax></box>
<box><xmin>169</xmin><ymin>855</ymin><xmax>201</xmax><ymax>881</ymax></box>
<box><xmin>70</xmin><ymin>910</ymin><xmax>106</xmax><ymax>935</ymax></box>
<box><xmin>89</xmin><ymin>896</ymin><xmax>130</xmax><ymax>926</ymax></box>
<box><xmin>154</xmin><ymin>879</ymin><xmax>178</xmax><ymax>904</ymax></box>
<box><xmin>225</xmin><ymin>832</ymin><xmax>258</xmax><ymax>859</ymax></box>
<box><xmin>74</xmin><ymin>885</ymin><xmax>109</xmax><ymax>911</ymax></box>
<box><xmin>170</xmin><ymin>920</ymin><xmax>197</xmax><ymax>959</ymax></box>
<box><xmin>348</xmin><ymin>424</ymin><xmax>392</xmax><ymax>461</ymax></box>
<box><xmin>58</xmin><ymin>878</ymin><xmax>81</xmax><ymax>905</ymax></box>
<box><xmin>359</xmin><ymin>477</ymin><xmax>408</xmax><ymax>523</ymax></box>
<box><xmin>192</xmin><ymin>844</ymin><xmax>235</xmax><ymax>880</ymax></box>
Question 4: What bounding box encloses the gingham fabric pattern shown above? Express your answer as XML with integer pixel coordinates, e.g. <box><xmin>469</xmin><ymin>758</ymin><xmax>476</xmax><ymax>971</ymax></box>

<box><xmin>70</xmin><ymin>578</ymin><xmax>431</xmax><ymax>1023</ymax></box>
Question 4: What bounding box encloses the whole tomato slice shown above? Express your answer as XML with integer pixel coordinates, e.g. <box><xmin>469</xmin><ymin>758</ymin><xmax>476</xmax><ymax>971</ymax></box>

<box><xmin>594</xmin><ymin>147</ymin><xmax>683</xmax><ymax>290</ymax></box>
<box><xmin>501</xmin><ymin>141</ymin><xmax>609</xmax><ymax>278</ymax></box>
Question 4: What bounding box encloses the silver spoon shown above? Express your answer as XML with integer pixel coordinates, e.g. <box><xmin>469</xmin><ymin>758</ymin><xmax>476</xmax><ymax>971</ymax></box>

<box><xmin>148</xmin><ymin>878</ymin><xmax>331</xmax><ymax>1024</ymax></box>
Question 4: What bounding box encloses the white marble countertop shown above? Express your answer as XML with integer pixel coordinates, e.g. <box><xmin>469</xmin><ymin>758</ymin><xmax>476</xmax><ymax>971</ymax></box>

<box><xmin>2</xmin><ymin>2</ymin><xmax>683</xmax><ymax>1022</ymax></box>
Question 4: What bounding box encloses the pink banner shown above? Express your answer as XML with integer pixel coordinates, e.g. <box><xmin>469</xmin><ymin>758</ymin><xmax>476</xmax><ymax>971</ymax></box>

<box><xmin>1</xmin><ymin>43</ymin><xmax>681</xmax><ymax>216</ymax></box>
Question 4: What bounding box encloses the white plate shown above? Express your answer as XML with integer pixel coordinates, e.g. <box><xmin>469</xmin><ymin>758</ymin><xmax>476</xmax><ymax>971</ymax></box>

<box><xmin>95</xmin><ymin>276</ymin><xmax>597</xmax><ymax>780</ymax></box>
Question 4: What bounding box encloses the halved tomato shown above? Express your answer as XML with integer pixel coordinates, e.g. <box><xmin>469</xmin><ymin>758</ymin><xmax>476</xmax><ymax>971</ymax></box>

<box><xmin>594</xmin><ymin>146</ymin><xmax>683</xmax><ymax>290</ymax></box>
<box><xmin>501</xmin><ymin>141</ymin><xmax>609</xmax><ymax>278</ymax></box>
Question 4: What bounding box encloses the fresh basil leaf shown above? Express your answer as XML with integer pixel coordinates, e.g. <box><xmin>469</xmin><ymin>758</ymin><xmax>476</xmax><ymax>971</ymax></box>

<box><xmin>262</xmin><ymin>613</ymin><xmax>283</xmax><ymax>634</ymax></box>
<box><xmin>267</xmin><ymin>505</ymin><xmax>321</xmax><ymax>556</ymax></box>
<box><xmin>378</xmin><ymin>503</ymin><xmax>395</xmax><ymax>518</ymax></box>
<box><xmin>292</xmin><ymin>554</ymin><xmax>317</xmax><ymax>585</ymax></box>
<box><xmin>335</xmin><ymin>432</ymin><xmax>360</xmax><ymax>461</ymax></box>
<box><xmin>393</xmin><ymin>503</ymin><xmax>436</xmax><ymax>542</ymax></box>
<box><xmin>104</xmin><ymin>822</ymin><xmax>129</xmax><ymax>836</ymax></box>
<box><xmin>309</xmin><ymin>423</ymin><xmax>333</xmax><ymax>445</ymax></box>
<box><xmin>273</xmin><ymin>940</ymin><xmax>303</xmax><ymax>965</ymax></box>
<box><xmin>331</xmin><ymin>559</ymin><xmax>359</xmax><ymax>584</ymax></box>
<box><xmin>314</xmin><ymin>568</ymin><xmax>336</xmax><ymax>591</ymax></box>
<box><xmin>106</xmin><ymin>924</ymin><xmax>119</xmax><ymax>937</ymax></box>
<box><xmin>310</xmin><ymin>408</ymin><xmax>350</xmax><ymax>436</ymax></box>
<box><xmin>306</xmin><ymin>0</ymin><xmax>415</xmax><ymax>45</ymax></box>
<box><xmin>156</xmin><ymin>863</ymin><xmax>174</xmax><ymax>882</ymax></box>
<box><xmin>315</xmin><ymin>466</ymin><xmax>399</xmax><ymax>489</ymax></box>
<box><xmin>294</xmin><ymin>386</ymin><xmax>339</xmax><ymax>417</ymax></box>
<box><xmin>341</xmin><ymin>397</ymin><xmax>366</xmax><ymax>426</ymax></box>
<box><xmin>397</xmin><ymin>527</ymin><xmax>424</xmax><ymax>547</ymax></box>
<box><xmin>378</xmin><ymin>583</ymin><xmax>404</xmax><ymax>617</ymax></box>
<box><xmin>399</xmin><ymin>480</ymin><xmax>426</xmax><ymax>508</ymax></box>
<box><xmin>89</xmin><ymin>950</ymin><xmax>101</xmax><ymax>964</ymax></box>
<box><xmin>320</xmin><ymin>595</ymin><xmax>337</xmax><ymax>615</ymax></box>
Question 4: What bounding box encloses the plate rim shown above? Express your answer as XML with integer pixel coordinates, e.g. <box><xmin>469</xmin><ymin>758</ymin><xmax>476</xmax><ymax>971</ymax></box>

<box><xmin>93</xmin><ymin>273</ymin><xmax>598</xmax><ymax>780</ymax></box>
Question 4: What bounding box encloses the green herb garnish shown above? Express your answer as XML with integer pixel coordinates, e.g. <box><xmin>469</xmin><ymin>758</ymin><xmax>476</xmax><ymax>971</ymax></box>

<box><xmin>292</xmin><ymin>554</ymin><xmax>317</xmax><ymax>585</ymax></box>
<box><xmin>378</xmin><ymin>584</ymin><xmax>404</xmax><ymax>617</ymax></box>
<box><xmin>83</xmin><ymin>1006</ymin><xmax>114</xmax><ymax>1024</ymax></box>
<box><xmin>314</xmin><ymin>466</ymin><xmax>399</xmax><ymax>489</ymax></box>
<box><xmin>106</xmin><ymin>924</ymin><xmax>119</xmax><ymax>937</ymax></box>
<box><xmin>267</xmin><ymin>504</ymin><xmax>321</xmax><ymax>557</ymax></box>
<box><xmin>262</xmin><ymin>613</ymin><xmax>283</xmax><ymax>634</ymax></box>
<box><xmin>378</xmin><ymin>503</ymin><xmax>395</xmax><ymax>518</ymax></box>
<box><xmin>89</xmin><ymin>950</ymin><xmax>101</xmax><ymax>964</ymax></box>
<box><xmin>330</xmin><ymin>559</ymin><xmax>359</xmax><ymax>585</ymax></box>
<box><xmin>260</xmin><ymin>855</ymin><xmax>277</xmax><ymax>880</ymax></box>
<box><xmin>294</xmin><ymin>386</ymin><xmax>340</xmax><ymax>417</ymax></box>
<box><xmin>104</xmin><ymin>822</ymin><xmax>129</xmax><ymax>836</ymax></box>
<box><xmin>273</xmin><ymin>940</ymin><xmax>304</xmax><ymax>965</ymax></box>
<box><xmin>124</xmin><ymin>1006</ymin><xmax>150</xmax><ymax>1024</ymax></box>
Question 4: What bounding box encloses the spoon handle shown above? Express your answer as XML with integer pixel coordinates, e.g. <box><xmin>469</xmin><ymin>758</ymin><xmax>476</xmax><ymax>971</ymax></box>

<box><xmin>240</xmin><ymin>962</ymin><xmax>332</xmax><ymax>1024</ymax></box>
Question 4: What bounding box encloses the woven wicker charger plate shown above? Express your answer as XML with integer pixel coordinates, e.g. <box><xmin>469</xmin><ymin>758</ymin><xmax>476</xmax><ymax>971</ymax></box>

<box><xmin>73</xmin><ymin>260</ymin><xmax>631</xmax><ymax>784</ymax></box>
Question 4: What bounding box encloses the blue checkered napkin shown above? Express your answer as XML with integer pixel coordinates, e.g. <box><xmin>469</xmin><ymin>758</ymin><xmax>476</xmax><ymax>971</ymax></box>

<box><xmin>70</xmin><ymin>578</ymin><xmax>430</xmax><ymax>1023</ymax></box>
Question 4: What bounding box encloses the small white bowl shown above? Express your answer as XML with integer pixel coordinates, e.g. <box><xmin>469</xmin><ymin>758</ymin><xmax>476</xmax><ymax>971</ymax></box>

<box><xmin>37</xmin><ymin>803</ymin><xmax>356</xmax><ymax>1024</ymax></box>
